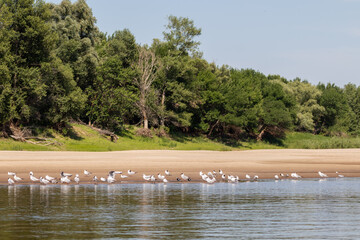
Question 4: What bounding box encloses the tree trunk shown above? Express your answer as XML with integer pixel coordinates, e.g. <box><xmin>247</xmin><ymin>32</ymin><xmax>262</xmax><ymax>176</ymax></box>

<box><xmin>207</xmin><ymin>119</ymin><xmax>219</xmax><ymax>137</ymax></box>
<box><xmin>256</xmin><ymin>126</ymin><xmax>267</xmax><ymax>141</ymax></box>
<box><xmin>160</xmin><ymin>89</ymin><xmax>166</xmax><ymax>127</ymax></box>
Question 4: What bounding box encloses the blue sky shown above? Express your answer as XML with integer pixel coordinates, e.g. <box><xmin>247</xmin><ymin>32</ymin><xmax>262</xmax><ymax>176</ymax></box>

<box><xmin>47</xmin><ymin>0</ymin><xmax>360</xmax><ymax>86</ymax></box>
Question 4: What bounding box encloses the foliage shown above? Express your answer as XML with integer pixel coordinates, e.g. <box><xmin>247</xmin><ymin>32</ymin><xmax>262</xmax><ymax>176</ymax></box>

<box><xmin>0</xmin><ymin>0</ymin><xmax>359</xmax><ymax>146</ymax></box>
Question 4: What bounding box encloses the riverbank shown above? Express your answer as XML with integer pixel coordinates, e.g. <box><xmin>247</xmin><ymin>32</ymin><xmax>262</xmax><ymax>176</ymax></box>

<box><xmin>1</xmin><ymin>149</ymin><xmax>360</xmax><ymax>184</ymax></box>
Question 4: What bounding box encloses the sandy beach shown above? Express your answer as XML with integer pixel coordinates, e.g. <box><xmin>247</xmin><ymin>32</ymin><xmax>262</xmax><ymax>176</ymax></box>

<box><xmin>1</xmin><ymin>149</ymin><xmax>360</xmax><ymax>184</ymax></box>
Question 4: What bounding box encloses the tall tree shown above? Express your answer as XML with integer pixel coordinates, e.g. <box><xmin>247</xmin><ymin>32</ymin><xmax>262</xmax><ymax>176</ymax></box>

<box><xmin>133</xmin><ymin>46</ymin><xmax>159</xmax><ymax>129</ymax></box>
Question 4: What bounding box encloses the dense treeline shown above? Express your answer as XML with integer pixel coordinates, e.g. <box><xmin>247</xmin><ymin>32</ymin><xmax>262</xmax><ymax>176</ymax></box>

<box><xmin>1</xmin><ymin>0</ymin><xmax>360</xmax><ymax>142</ymax></box>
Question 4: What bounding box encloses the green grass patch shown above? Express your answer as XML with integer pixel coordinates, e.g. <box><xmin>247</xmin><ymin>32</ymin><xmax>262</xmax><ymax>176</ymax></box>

<box><xmin>1</xmin><ymin>124</ymin><xmax>360</xmax><ymax>151</ymax></box>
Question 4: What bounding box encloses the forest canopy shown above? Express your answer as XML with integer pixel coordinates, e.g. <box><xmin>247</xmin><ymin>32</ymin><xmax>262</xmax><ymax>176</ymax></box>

<box><xmin>1</xmin><ymin>0</ymin><xmax>359</xmax><ymax>142</ymax></box>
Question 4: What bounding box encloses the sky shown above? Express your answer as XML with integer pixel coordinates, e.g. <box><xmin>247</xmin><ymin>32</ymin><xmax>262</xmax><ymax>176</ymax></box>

<box><xmin>47</xmin><ymin>0</ymin><xmax>360</xmax><ymax>86</ymax></box>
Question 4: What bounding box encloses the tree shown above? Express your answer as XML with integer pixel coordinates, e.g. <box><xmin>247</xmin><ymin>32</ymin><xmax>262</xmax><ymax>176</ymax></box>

<box><xmin>272</xmin><ymin>77</ymin><xmax>325</xmax><ymax>132</ymax></box>
<box><xmin>318</xmin><ymin>83</ymin><xmax>351</xmax><ymax>135</ymax></box>
<box><xmin>133</xmin><ymin>46</ymin><xmax>159</xmax><ymax>129</ymax></box>
<box><xmin>0</xmin><ymin>0</ymin><xmax>55</xmax><ymax>133</ymax></box>
<box><xmin>87</xmin><ymin>30</ymin><xmax>138</xmax><ymax>131</ymax></box>
<box><xmin>163</xmin><ymin>15</ymin><xmax>202</xmax><ymax>57</ymax></box>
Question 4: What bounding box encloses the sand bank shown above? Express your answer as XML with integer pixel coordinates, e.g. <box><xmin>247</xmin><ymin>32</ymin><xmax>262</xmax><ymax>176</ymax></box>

<box><xmin>1</xmin><ymin>149</ymin><xmax>360</xmax><ymax>184</ymax></box>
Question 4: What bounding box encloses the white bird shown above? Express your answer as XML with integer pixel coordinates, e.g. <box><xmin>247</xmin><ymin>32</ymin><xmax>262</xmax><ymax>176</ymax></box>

<box><xmin>163</xmin><ymin>178</ymin><xmax>168</xmax><ymax>183</ymax></box>
<box><xmin>318</xmin><ymin>171</ymin><xmax>328</xmax><ymax>178</ymax></box>
<box><xmin>245</xmin><ymin>174</ymin><xmax>251</xmax><ymax>180</ymax></box>
<box><xmin>157</xmin><ymin>173</ymin><xmax>165</xmax><ymax>180</ymax></box>
<box><xmin>221</xmin><ymin>174</ymin><xmax>226</xmax><ymax>180</ymax></box>
<box><xmin>202</xmin><ymin>174</ymin><xmax>209</xmax><ymax>181</ymax></box>
<box><xmin>120</xmin><ymin>174</ymin><xmax>128</xmax><ymax>179</ymax></box>
<box><xmin>61</xmin><ymin>172</ymin><xmax>72</xmax><ymax>177</ymax></box>
<box><xmin>40</xmin><ymin>177</ymin><xmax>50</xmax><ymax>185</ymax></box>
<box><xmin>181</xmin><ymin>173</ymin><xmax>191</xmax><ymax>181</ymax></box>
<box><xmin>45</xmin><ymin>175</ymin><xmax>56</xmax><ymax>181</ymax></box>
<box><xmin>61</xmin><ymin>176</ymin><xmax>71</xmax><ymax>184</ymax></box>
<box><xmin>336</xmin><ymin>171</ymin><xmax>344</xmax><ymax>178</ymax></box>
<box><xmin>143</xmin><ymin>174</ymin><xmax>151</xmax><ymax>181</ymax></box>
<box><xmin>165</xmin><ymin>170</ymin><xmax>171</xmax><ymax>176</ymax></box>
<box><xmin>274</xmin><ymin>174</ymin><xmax>279</xmax><ymax>180</ymax></box>
<box><xmin>150</xmin><ymin>175</ymin><xmax>156</xmax><ymax>183</ymax></box>
<box><xmin>14</xmin><ymin>175</ymin><xmax>23</xmax><ymax>182</ymax></box>
<box><xmin>29</xmin><ymin>172</ymin><xmax>39</xmax><ymax>182</ymax></box>
<box><xmin>93</xmin><ymin>176</ymin><xmax>98</xmax><ymax>183</ymax></box>
<box><xmin>228</xmin><ymin>176</ymin><xmax>237</xmax><ymax>183</ymax></box>
<box><xmin>199</xmin><ymin>171</ymin><xmax>204</xmax><ymax>176</ymax></box>
<box><xmin>8</xmin><ymin>172</ymin><xmax>16</xmax><ymax>176</ymax></box>
<box><xmin>207</xmin><ymin>172</ymin><xmax>214</xmax><ymax>178</ymax></box>
<box><xmin>8</xmin><ymin>178</ymin><xmax>15</xmax><ymax>185</ymax></box>
<box><xmin>219</xmin><ymin>169</ymin><xmax>223</xmax><ymax>175</ymax></box>
<box><xmin>51</xmin><ymin>179</ymin><xmax>58</xmax><ymax>184</ymax></box>
<box><xmin>107</xmin><ymin>172</ymin><xmax>116</xmax><ymax>183</ymax></box>
<box><xmin>253</xmin><ymin>175</ymin><xmax>259</xmax><ymax>180</ymax></box>
<box><xmin>74</xmin><ymin>174</ymin><xmax>80</xmax><ymax>184</ymax></box>
<box><xmin>127</xmin><ymin>170</ymin><xmax>136</xmax><ymax>175</ymax></box>
<box><xmin>291</xmin><ymin>173</ymin><xmax>302</xmax><ymax>178</ymax></box>
<box><xmin>100</xmin><ymin>177</ymin><xmax>107</xmax><ymax>182</ymax></box>
<box><xmin>114</xmin><ymin>171</ymin><xmax>123</xmax><ymax>175</ymax></box>
<box><xmin>84</xmin><ymin>170</ymin><xmax>92</xmax><ymax>176</ymax></box>
<box><xmin>206</xmin><ymin>177</ymin><xmax>216</xmax><ymax>184</ymax></box>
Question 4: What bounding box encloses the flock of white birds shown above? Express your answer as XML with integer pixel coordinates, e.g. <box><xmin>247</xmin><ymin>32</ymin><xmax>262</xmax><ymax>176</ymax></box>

<box><xmin>6</xmin><ymin>169</ymin><xmax>345</xmax><ymax>185</ymax></box>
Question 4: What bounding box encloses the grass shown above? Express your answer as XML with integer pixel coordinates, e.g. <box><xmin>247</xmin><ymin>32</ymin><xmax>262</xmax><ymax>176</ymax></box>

<box><xmin>1</xmin><ymin>124</ymin><xmax>360</xmax><ymax>151</ymax></box>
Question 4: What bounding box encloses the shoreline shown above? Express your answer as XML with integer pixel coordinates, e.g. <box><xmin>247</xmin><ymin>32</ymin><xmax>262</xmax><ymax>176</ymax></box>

<box><xmin>1</xmin><ymin>149</ymin><xmax>360</xmax><ymax>184</ymax></box>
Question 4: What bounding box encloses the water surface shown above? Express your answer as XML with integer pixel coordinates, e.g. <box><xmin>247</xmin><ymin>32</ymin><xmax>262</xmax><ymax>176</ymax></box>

<box><xmin>0</xmin><ymin>179</ymin><xmax>359</xmax><ymax>239</ymax></box>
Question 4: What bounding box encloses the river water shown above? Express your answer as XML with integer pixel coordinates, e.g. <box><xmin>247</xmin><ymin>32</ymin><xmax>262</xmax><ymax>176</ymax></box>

<box><xmin>0</xmin><ymin>178</ymin><xmax>359</xmax><ymax>239</ymax></box>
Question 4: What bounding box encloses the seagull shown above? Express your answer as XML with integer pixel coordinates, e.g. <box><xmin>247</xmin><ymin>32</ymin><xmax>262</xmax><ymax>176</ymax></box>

<box><xmin>127</xmin><ymin>170</ymin><xmax>136</xmax><ymax>175</ymax></box>
<box><xmin>253</xmin><ymin>175</ymin><xmax>259</xmax><ymax>180</ymax></box>
<box><xmin>221</xmin><ymin>174</ymin><xmax>226</xmax><ymax>180</ymax></box>
<box><xmin>100</xmin><ymin>177</ymin><xmax>107</xmax><ymax>182</ymax></box>
<box><xmin>206</xmin><ymin>177</ymin><xmax>216</xmax><ymax>184</ymax></box>
<box><xmin>8</xmin><ymin>178</ymin><xmax>15</xmax><ymax>185</ymax></box>
<box><xmin>245</xmin><ymin>174</ymin><xmax>251</xmax><ymax>180</ymax></box>
<box><xmin>120</xmin><ymin>174</ymin><xmax>128</xmax><ymax>179</ymax></box>
<box><xmin>201</xmin><ymin>174</ymin><xmax>209</xmax><ymax>181</ymax></box>
<box><xmin>61</xmin><ymin>172</ymin><xmax>72</xmax><ymax>177</ymax></box>
<box><xmin>291</xmin><ymin>173</ymin><xmax>302</xmax><ymax>178</ymax></box>
<box><xmin>29</xmin><ymin>172</ymin><xmax>40</xmax><ymax>182</ymax></box>
<box><xmin>14</xmin><ymin>175</ymin><xmax>23</xmax><ymax>182</ymax></box>
<box><xmin>207</xmin><ymin>172</ymin><xmax>214</xmax><ymax>178</ymax></box>
<box><xmin>199</xmin><ymin>171</ymin><xmax>204</xmax><ymax>176</ymax></box>
<box><xmin>107</xmin><ymin>172</ymin><xmax>116</xmax><ymax>183</ymax></box>
<box><xmin>143</xmin><ymin>174</ymin><xmax>151</xmax><ymax>181</ymax></box>
<box><xmin>114</xmin><ymin>171</ymin><xmax>123</xmax><ymax>175</ymax></box>
<box><xmin>165</xmin><ymin>170</ymin><xmax>171</xmax><ymax>176</ymax></box>
<box><xmin>176</xmin><ymin>177</ymin><xmax>181</xmax><ymax>181</ymax></box>
<box><xmin>93</xmin><ymin>176</ymin><xmax>98</xmax><ymax>183</ymax></box>
<box><xmin>61</xmin><ymin>176</ymin><xmax>71</xmax><ymax>184</ymax></box>
<box><xmin>274</xmin><ymin>174</ymin><xmax>279</xmax><ymax>180</ymax></box>
<box><xmin>157</xmin><ymin>173</ymin><xmax>165</xmax><ymax>180</ymax></box>
<box><xmin>336</xmin><ymin>171</ymin><xmax>344</xmax><ymax>178</ymax></box>
<box><xmin>84</xmin><ymin>170</ymin><xmax>92</xmax><ymax>176</ymax></box>
<box><xmin>228</xmin><ymin>175</ymin><xmax>237</xmax><ymax>183</ymax></box>
<box><xmin>318</xmin><ymin>171</ymin><xmax>328</xmax><ymax>178</ymax></box>
<box><xmin>40</xmin><ymin>177</ymin><xmax>50</xmax><ymax>185</ymax></box>
<box><xmin>45</xmin><ymin>175</ymin><xmax>56</xmax><ymax>181</ymax></box>
<box><xmin>150</xmin><ymin>175</ymin><xmax>156</xmax><ymax>183</ymax></box>
<box><xmin>74</xmin><ymin>174</ymin><xmax>80</xmax><ymax>184</ymax></box>
<box><xmin>219</xmin><ymin>169</ymin><xmax>223</xmax><ymax>175</ymax></box>
<box><xmin>181</xmin><ymin>173</ymin><xmax>191</xmax><ymax>181</ymax></box>
<box><xmin>163</xmin><ymin>178</ymin><xmax>168</xmax><ymax>183</ymax></box>
<box><xmin>8</xmin><ymin>172</ymin><xmax>16</xmax><ymax>176</ymax></box>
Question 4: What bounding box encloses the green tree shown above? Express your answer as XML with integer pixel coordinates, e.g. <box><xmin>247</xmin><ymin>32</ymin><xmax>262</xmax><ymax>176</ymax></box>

<box><xmin>87</xmin><ymin>30</ymin><xmax>137</xmax><ymax>131</ymax></box>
